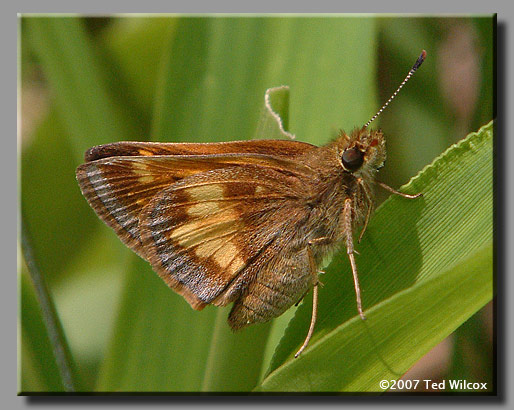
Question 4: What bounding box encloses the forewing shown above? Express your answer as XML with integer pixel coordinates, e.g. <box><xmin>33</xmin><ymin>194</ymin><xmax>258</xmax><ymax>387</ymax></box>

<box><xmin>84</xmin><ymin>139</ymin><xmax>315</xmax><ymax>161</ymax></box>
<box><xmin>139</xmin><ymin>165</ymin><xmax>314</xmax><ymax>311</ymax></box>
<box><xmin>76</xmin><ymin>156</ymin><xmax>216</xmax><ymax>257</ymax></box>
<box><xmin>76</xmin><ymin>147</ymin><xmax>315</xmax><ymax>259</ymax></box>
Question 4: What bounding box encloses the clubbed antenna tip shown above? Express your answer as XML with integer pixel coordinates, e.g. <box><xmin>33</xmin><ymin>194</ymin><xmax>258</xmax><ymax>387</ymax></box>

<box><xmin>363</xmin><ymin>50</ymin><xmax>427</xmax><ymax>129</ymax></box>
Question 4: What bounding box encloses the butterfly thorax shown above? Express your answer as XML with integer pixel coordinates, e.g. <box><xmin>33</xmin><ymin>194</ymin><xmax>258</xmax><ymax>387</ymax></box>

<box><xmin>297</xmin><ymin>128</ymin><xmax>386</xmax><ymax>260</ymax></box>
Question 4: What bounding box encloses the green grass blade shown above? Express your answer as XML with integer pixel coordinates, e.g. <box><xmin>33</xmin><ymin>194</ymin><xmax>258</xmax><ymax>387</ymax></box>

<box><xmin>20</xmin><ymin>218</ymin><xmax>80</xmax><ymax>392</ymax></box>
<box><xmin>200</xmin><ymin>312</ymin><xmax>272</xmax><ymax>392</ymax></box>
<box><xmin>21</xmin><ymin>17</ymin><xmax>146</xmax><ymax>389</ymax></box>
<box><xmin>21</xmin><ymin>16</ymin><xmax>144</xmax><ymax>282</ymax></box>
<box><xmin>23</xmin><ymin>17</ymin><xmax>133</xmax><ymax>158</ymax></box>
<box><xmin>95</xmin><ymin>257</ymin><xmax>218</xmax><ymax>391</ymax></box>
<box><xmin>259</xmin><ymin>244</ymin><xmax>492</xmax><ymax>392</ymax></box>
<box><xmin>19</xmin><ymin>270</ymin><xmax>65</xmax><ymax>392</ymax></box>
<box><xmin>260</xmin><ymin>121</ymin><xmax>493</xmax><ymax>391</ymax></box>
<box><xmin>96</xmin><ymin>18</ymin><xmax>218</xmax><ymax>392</ymax></box>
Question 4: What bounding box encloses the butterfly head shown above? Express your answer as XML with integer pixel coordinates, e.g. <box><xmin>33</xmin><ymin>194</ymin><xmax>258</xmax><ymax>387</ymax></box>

<box><xmin>336</xmin><ymin>127</ymin><xmax>386</xmax><ymax>175</ymax></box>
<box><xmin>333</xmin><ymin>50</ymin><xmax>426</xmax><ymax>176</ymax></box>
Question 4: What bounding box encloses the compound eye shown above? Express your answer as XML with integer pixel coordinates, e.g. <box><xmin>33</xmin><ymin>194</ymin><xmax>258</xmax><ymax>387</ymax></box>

<box><xmin>341</xmin><ymin>147</ymin><xmax>364</xmax><ymax>171</ymax></box>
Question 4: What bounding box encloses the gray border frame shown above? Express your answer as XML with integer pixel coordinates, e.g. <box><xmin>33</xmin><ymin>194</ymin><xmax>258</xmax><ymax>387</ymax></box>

<box><xmin>12</xmin><ymin>1</ymin><xmax>511</xmax><ymax>408</ymax></box>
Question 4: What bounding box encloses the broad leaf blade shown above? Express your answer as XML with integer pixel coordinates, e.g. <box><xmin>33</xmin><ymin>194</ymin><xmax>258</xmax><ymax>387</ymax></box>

<box><xmin>261</xmin><ymin>121</ymin><xmax>493</xmax><ymax>391</ymax></box>
<box><xmin>260</xmin><ymin>244</ymin><xmax>492</xmax><ymax>391</ymax></box>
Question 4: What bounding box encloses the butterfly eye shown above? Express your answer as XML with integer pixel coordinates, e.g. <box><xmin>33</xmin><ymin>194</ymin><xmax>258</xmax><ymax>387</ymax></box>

<box><xmin>341</xmin><ymin>147</ymin><xmax>364</xmax><ymax>172</ymax></box>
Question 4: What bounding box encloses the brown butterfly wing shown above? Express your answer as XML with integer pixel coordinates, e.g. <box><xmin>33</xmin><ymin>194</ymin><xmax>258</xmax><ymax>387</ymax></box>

<box><xmin>76</xmin><ymin>140</ymin><xmax>315</xmax><ymax>257</ymax></box>
<box><xmin>76</xmin><ymin>156</ymin><xmax>198</xmax><ymax>257</ymax></box>
<box><xmin>138</xmin><ymin>163</ymin><xmax>316</xmax><ymax>312</ymax></box>
<box><xmin>227</xmin><ymin>243</ymin><xmax>313</xmax><ymax>330</ymax></box>
<box><xmin>84</xmin><ymin>140</ymin><xmax>314</xmax><ymax>161</ymax></box>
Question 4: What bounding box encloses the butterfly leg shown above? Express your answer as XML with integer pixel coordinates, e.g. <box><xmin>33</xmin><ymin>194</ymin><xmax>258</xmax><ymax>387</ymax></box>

<box><xmin>356</xmin><ymin>178</ymin><xmax>374</xmax><ymax>243</ymax></box>
<box><xmin>378</xmin><ymin>181</ymin><xmax>422</xmax><ymax>199</ymax></box>
<box><xmin>343</xmin><ymin>198</ymin><xmax>367</xmax><ymax>321</ymax></box>
<box><xmin>295</xmin><ymin>245</ymin><xmax>319</xmax><ymax>358</ymax></box>
<box><xmin>295</xmin><ymin>271</ymin><xmax>324</xmax><ymax>306</ymax></box>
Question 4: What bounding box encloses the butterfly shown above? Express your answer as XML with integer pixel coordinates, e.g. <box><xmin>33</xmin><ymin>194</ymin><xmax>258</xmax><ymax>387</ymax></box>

<box><xmin>76</xmin><ymin>50</ymin><xmax>425</xmax><ymax>357</ymax></box>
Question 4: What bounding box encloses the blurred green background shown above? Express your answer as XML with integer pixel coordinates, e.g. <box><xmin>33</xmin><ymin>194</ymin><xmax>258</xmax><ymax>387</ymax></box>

<box><xmin>19</xmin><ymin>15</ymin><xmax>494</xmax><ymax>392</ymax></box>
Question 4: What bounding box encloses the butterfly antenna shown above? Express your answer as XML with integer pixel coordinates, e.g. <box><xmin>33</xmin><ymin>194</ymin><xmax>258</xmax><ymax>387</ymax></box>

<box><xmin>363</xmin><ymin>50</ymin><xmax>427</xmax><ymax>129</ymax></box>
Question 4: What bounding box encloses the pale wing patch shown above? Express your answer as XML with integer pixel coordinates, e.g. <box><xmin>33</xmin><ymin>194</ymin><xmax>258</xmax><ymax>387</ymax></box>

<box><xmin>130</xmin><ymin>160</ymin><xmax>156</xmax><ymax>183</ymax></box>
<box><xmin>137</xmin><ymin>148</ymin><xmax>156</xmax><ymax>156</ymax></box>
<box><xmin>195</xmin><ymin>237</ymin><xmax>226</xmax><ymax>258</ymax></box>
<box><xmin>195</xmin><ymin>238</ymin><xmax>246</xmax><ymax>276</ymax></box>
<box><xmin>183</xmin><ymin>184</ymin><xmax>227</xmax><ymax>217</ymax></box>
<box><xmin>187</xmin><ymin>201</ymin><xmax>221</xmax><ymax>218</ymax></box>
<box><xmin>213</xmin><ymin>241</ymin><xmax>238</xmax><ymax>268</ymax></box>
<box><xmin>170</xmin><ymin>208</ymin><xmax>241</xmax><ymax>247</ymax></box>
<box><xmin>138</xmin><ymin>175</ymin><xmax>155</xmax><ymax>183</ymax></box>
<box><xmin>186</xmin><ymin>184</ymin><xmax>224</xmax><ymax>201</ymax></box>
<box><xmin>212</xmin><ymin>241</ymin><xmax>245</xmax><ymax>273</ymax></box>
<box><xmin>130</xmin><ymin>160</ymin><xmax>148</xmax><ymax>173</ymax></box>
